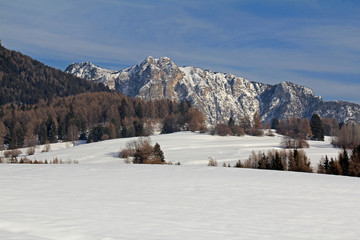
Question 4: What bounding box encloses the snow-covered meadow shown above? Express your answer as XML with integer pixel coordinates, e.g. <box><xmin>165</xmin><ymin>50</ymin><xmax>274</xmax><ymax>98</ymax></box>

<box><xmin>1</xmin><ymin>132</ymin><xmax>359</xmax><ymax>239</ymax></box>
<box><xmin>12</xmin><ymin>132</ymin><xmax>340</xmax><ymax>166</ymax></box>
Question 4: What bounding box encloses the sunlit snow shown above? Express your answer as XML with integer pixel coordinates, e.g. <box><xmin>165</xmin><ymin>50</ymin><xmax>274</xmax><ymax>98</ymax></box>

<box><xmin>1</xmin><ymin>132</ymin><xmax>359</xmax><ymax>239</ymax></box>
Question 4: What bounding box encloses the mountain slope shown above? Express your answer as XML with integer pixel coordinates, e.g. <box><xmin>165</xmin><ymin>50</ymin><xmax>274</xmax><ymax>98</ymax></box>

<box><xmin>0</xmin><ymin>46</ymin><xmax>109</xmax><ymax>105</ymax></box>
<box><xmin>65</xmin><ymin>57</ymin><xmax>360</xmax><ymax>123</ymax></box>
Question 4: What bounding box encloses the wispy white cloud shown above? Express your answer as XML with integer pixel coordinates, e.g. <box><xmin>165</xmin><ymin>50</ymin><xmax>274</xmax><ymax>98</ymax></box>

<box><xmin>1</xmin><ymin>0</ymin><xmax>359</xmax><ymax>103</ymax></box>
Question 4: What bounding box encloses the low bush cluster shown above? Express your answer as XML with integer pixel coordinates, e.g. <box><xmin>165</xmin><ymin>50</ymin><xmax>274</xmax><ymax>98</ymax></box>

<box><xmin>207</xmin><ymin>157</ymin><xmax>218</xmax><ymax>166</ymax></box>
<box><xmin>120</xmin><ymin>137</ymin><xmax>166</xmax><ymax>164</ymax></box>
<box><xmin>3</xmin><ymin>156</ymin><xmax>78</xmax><ymax>164</ymax></box>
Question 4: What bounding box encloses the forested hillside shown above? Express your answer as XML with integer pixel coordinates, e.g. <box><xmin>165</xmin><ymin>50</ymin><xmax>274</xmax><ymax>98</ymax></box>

<box><xmin>0</xmin><ymin>45</ymin><xmax>109</xmax><ymax>105</ymax></box>
<box><xmin>0</xmin><ymin>92</ymin><xmax>205</xmax><ymax>149</ymax></box>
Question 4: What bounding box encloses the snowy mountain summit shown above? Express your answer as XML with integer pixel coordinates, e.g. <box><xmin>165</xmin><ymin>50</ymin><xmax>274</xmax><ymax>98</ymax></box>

<box><xmin>65</xmin><ymin>57</ymin><xmax>360</xmax><ymax>124</ymax></box>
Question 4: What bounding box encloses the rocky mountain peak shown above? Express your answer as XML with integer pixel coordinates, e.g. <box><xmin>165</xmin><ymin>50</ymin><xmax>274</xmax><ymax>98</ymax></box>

<box><xmin>65</xmin><ymin>58</ymin><xmax>360</xmax><ymax>124</ymax></box>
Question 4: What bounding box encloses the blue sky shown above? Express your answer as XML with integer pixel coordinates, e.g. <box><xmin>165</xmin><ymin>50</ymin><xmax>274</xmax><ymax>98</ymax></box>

<box><xmin>1</xmin><ymin>0</ymin><xmax>359</xmax><ymax>103</ymax></box>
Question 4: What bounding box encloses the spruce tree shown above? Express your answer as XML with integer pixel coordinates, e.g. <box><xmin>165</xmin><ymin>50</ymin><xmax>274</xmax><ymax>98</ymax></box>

<box><xmin>228</xmin><ymin>117</ymin><xmax>235</xmax><ymax>128</ymax></box>
<box><xmin>153</xmin><ymin>143</ymin><xmax>165</xmax><ymax>163</ymax></box>
<box><xmin>271</xmin><ymin>118</ymin><xmax>280</xmax><ymax>130</ymax></box>
<box><xmin>272</xmin><ymin>151</ymin><xmax>284</xmax><ymax>170</ymax></box>
<box><xmin>339</xmin><ymin>148</ymin><xmax>350</xmax><ymax>176</ymax></box>
<box><xmin>310</xmin><ymin>114</ymin><xmax>324</xmax><ymax>141</ymax></box>
<box><xmin>38</xmin><ymin>122</ymin><xmax>48</xmax><ymax>145</ymax></box>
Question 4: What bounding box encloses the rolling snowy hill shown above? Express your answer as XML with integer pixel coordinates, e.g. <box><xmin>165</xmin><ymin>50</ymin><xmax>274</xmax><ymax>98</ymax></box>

<box><xmin>13</xmin><ymin>132</ymin><xmax>339</xmax><ymax>166</ymax></box>
<box><xmin>66</xmin><ymin>57</ymin><xmax>360</xmax><ymax>124</ymax></box>
<box><xmin>1</xmin><ymin>132</ymin><xmax>359</xmax><ymax>239</ymax></box>
<box><xmin>1</xmin><ymin>160</ymin><xmax>359</xmax><ymax>239</ymax></box>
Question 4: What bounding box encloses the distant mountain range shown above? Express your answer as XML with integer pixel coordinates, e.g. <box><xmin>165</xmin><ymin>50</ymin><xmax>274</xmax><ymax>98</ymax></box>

<box><xmin>65</xmin><ymin>57</ymin><xmax>360</xmax><ymax>124</ymax></box>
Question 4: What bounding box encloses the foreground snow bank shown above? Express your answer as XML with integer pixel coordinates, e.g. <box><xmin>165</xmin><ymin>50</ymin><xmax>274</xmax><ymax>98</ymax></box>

<box><xmin>1</xmin><ymin>164</ymin><xmax>359</xmax><ymax>239</ymax></box>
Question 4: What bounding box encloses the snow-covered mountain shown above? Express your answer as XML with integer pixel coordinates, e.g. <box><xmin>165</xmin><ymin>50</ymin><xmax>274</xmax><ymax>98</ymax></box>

<box><xmin>65</xmin><ymin>57</ymin><xmax>360</xmax><ymax>124</ymax></box>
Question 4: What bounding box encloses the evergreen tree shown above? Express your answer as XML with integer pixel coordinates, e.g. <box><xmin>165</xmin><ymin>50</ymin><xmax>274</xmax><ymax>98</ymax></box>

<box><xmin>272</xmin><ymin>151</ymin><xmax>284</xmax><ymax>170</ymax></box>
<box><xmin>153</xmin><ymin>143</ymin><xmax>165</xmax><ymax>163</ymax></box>
<box><xmin>323</xmin><ymin>155</ymin><xmax>330</xmax><ymax>174</ymax></box>
<box><xmin>271</xmin><ymin>118</ymin><xmax>280</xmax><ymax>130</ymax></box>
<box><xmin>310</xmin><ymin>114</ymin><xmax>324</xmax><ymax>141</ymax></box>
<box><xmin>87</xmin><ymin>125</ymin><xmax>104</xmax><ymax>143</ymax></box>
<box><xmin>38</xmin><ymin>122</ymin><xmax>48</xmax><ymax>145</ymax></box>
<box><xmin>349</xmin><ymin>145</ymin><xmax>360</xmax><ymax>177</ymax></box>
<box><xmin>119</xmin><ymin>99</ymin><xmax>127</xmax><ymax>120</ymax></box>
<box><xmin>46</xmin><ymin>117</ymin><xmax>57</xmax><ymax>143</ymax></box>
<box><xmin>133</xmin><ymin>119</ymin><xmax>144</xmax><ymax>136</ymax></box>
<box><xmin>162</xmin><ymin>113</ymin><xmax>179</xmax><ymax>134</ymax></box>
<box><xmin>0</xmin><ymin>121</ymin><xmax>6</xmax><ymax>150</ymax></box>
<box><xmin>339</xmin><ymin>148</ymin><xmax>350</xmax><ymax>176</ymax></box>
<box><xmin>228</xmin><ymin>117</ymin><xmax>235</xmax><ymax>128</ymax></box>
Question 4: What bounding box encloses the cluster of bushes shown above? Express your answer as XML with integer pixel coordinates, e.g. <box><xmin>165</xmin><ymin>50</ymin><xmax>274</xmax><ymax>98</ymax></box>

<box><xmin>119</xmin><ymin>137</ymin><xmax>167</xmax><ymax>164</ymax></box>
<box><xmin>272</xmin><ymin>114</ymin><xmax>334</xmax><ymax>148</ymax></box>
<box><xmin>211</xmin><ymin>113</ymin><xmax>264</xmax><ymax>137</ymax></box>
<box><xmin>318</xmin><ymin>146</ymin><xmax>360</xmax><ymax>177</ymax></box>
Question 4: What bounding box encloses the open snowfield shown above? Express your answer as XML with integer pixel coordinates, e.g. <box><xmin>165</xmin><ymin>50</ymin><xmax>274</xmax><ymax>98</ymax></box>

<box><xmin>1</xmin><ymin>132</ymin><xmax>359</xmax><ymax>239</ymax></box>
<box><xmin>13</xmin><ymin>132</ymin><xmax>341</xmax><ymax>166</ymax></box>
<box><xmin>1</xmin><ymin>164</ymin><xmax>360</xmax><ymax>239</ymax></box>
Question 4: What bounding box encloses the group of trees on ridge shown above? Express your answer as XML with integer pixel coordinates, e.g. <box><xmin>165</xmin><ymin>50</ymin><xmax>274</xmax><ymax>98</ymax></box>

<box><xmin>220</xmin><ymin>145</ymin><xmax>360</xmax><ymax>177</ymax></box>
<box><xmin>211</xmin><ymin>112</ymin><xmax>265</xmax><ymax>137</ymax></box>
<box><xmin>0</xmin><ymin>92</ymin><xmax>205</xmax><ymax>149</ymax></box>
<box><xmin>318</xmin><ymin>147</ymin><xmax>360</xmax><ymax>177</ymax></box>
<box><xmin>233</xmin><ymin>149</ymin><xmax>313</xmax><ymax>173</ymax></box>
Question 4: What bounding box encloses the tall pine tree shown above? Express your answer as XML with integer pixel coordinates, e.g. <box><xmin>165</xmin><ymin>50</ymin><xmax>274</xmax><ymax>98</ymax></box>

<box><xmin>310</xmin><ymin>114</ymin><xmax>324</xmax><ymax>141</ymax></box>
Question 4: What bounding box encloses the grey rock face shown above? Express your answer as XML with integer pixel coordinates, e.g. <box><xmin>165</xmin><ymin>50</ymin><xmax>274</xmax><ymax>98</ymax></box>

<box><xmin>65</xmin><ymin>57</ymin><xmax>360</xmax><ymax>124</ymax></box>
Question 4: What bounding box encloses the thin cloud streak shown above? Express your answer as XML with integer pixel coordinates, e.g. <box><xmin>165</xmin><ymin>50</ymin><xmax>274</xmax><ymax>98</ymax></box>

<box><xmin>0</xmin><ymin>0</ymin><xmax>359</xmax><ymax>103</ymax></box>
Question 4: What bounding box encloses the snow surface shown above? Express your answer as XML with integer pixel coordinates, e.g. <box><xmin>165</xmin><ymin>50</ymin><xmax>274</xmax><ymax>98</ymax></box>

<box><xmin>14</xmin><ymin>132</ymin><xmax>340</xmax><ymax>167</ymax></box>
<box><xmin>1</xmin><ymin>132</ymin><xmax>359</xmax><ymax>239</ymax></box>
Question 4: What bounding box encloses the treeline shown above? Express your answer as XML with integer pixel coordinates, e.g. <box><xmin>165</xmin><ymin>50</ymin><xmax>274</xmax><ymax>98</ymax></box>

<box><xmin>0</xmin><ymin>92</ymin><xmax>205</xmax><ymax>149</ymax></box>
<box><xmin>0</xmin><ymin>45</ymin><xmax>109</xmax><ymax>105</ymax></box>
<box><xmin>234</xmin><ymin>149</ymin><xmax>313</xmax><ymax>173</ymax></box>
<box><xmin>318</xmin><ymin>147</ymin><xmax>360</xmax><ymax>177</ymax></box>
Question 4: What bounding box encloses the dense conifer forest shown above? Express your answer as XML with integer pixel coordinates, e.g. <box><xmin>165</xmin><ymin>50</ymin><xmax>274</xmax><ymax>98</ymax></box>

<box><xmin>0</xmin><ymin>92</ymin><xmax>205</xmax><ymax>149</ymax></box>
<box><xmin>0</xmin><ymin>45</ymin><xmax>109</xmax><ymax>105</ymax></box>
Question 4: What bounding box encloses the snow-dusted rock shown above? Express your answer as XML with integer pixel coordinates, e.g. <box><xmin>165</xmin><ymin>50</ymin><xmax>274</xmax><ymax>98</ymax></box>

<box><xmin>65</xmin><ymin>57</ymin><xmax>360</xmax><ymax>124</ymax></box>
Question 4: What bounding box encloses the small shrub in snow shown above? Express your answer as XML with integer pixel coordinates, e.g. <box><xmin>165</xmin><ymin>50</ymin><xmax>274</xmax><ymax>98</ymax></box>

<box><xmin>119</xmin><ymin>148</ymin><xmax>134</xmax><ymax>159</ymax></box>
<box><xmin>123</xmin><ymin>157</ymin><xmax>132</xmax><ymax>164</ymax></box>
<box><xmin>266</xmin><ymin>129</ymin><xmax>275</xmax><ymax>137</ymax></box>
<box><xmin>42</xmin><ymin>143</ymin><xmax>51</xmax><ymax>152</ymax></box>
<box><xmin>3</xmin><ymin>150</ymin><xmax>11</xmax><ymax>158</ymax></box>
<box><xmin>234</xmin><ymin>160</ymin><xmax>243</xmax><ymax>168</ymax></box>
<box><xmin>19</xmin><ymin>157</ymin><xmax>32</xmax><ymax>164</ymax></box>
<box><xmin>282</xmin><ymin>137</ymin><xmax>309</xmax><ymax>149</ymax></box>
<box><xmin>120</xmin><ymin>138</ymin><xmax>166</xmax><ymax>164</ymax></box>
<box><xmin>208</xmin><ymin>157</ymin><xmax>218</xmax><ymax>167</ymax></box>
<box><xmin>27</xmin><ymin>146</ymin><xmax>35</xmax><ymax>155</ymax></box>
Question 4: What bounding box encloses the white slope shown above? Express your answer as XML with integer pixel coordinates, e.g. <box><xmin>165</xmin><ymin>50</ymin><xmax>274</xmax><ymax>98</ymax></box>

<box><xmin>1</xmin><ymin>164</ymin><xmax>360</xmax><ymax>240</ymax></box>
<box><xmin>20</xmin><ymin>132</ymin><xmax>339</xmax><ymax>167</ymax></box>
